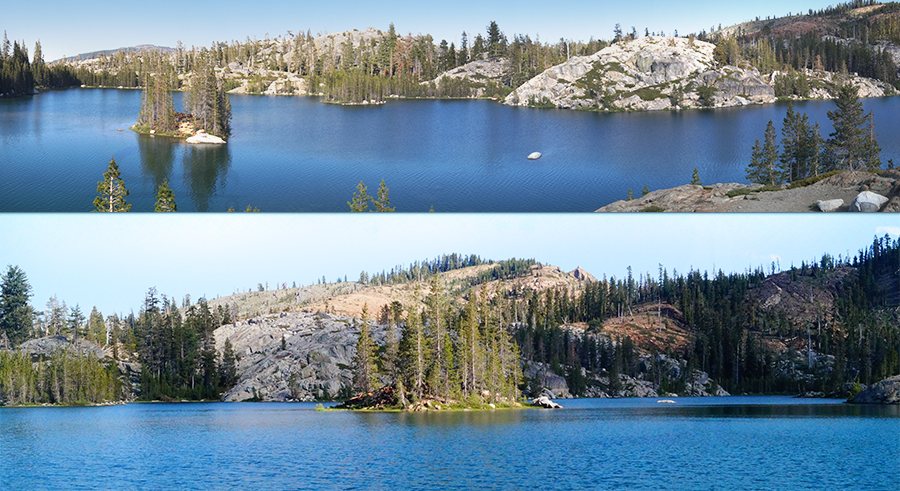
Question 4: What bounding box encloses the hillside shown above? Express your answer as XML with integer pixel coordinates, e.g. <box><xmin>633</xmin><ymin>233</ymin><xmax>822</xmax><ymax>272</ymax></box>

<box><xmin>504</xmin><ymin>36</ymin><xmax>774</xmax><ymax>111</ymax></box>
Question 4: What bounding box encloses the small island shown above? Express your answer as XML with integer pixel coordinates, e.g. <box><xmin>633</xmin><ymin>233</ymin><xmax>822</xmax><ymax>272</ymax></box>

<box><xmin>131</xmin><ymin>52</ymin><xmax>231</xmax><ymax>143</ymax></box>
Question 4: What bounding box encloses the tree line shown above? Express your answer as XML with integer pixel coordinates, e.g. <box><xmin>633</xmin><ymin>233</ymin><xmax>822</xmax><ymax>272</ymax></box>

<box><xmin>512</xmin><ymin>236</ymin><xmax>899</xmax><ymax>396</ymax></box>
<box><xmin>745</xmin><ymin>83</ymin><xmax>883</xmax><ymax>186</ymax></box>
<box><xmin>349</xmin><ymin>275</ymin><xmax>523</xmax><ymax>407</ymax></box>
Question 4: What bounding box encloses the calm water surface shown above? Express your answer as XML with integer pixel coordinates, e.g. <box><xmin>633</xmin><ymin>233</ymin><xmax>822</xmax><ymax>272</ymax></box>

<box><xmin>1</xmin><ymin>89</ymin><xmax>899</xmax><ymax>211</ymax></box>
<box><xmin>2</xmin><ymin>397</ymin><xmax>898</xmax><ymax>490</ymax></box>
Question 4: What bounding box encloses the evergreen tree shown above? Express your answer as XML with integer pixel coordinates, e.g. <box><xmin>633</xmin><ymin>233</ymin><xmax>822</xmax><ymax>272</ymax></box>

<box><xmin>373</xmin><ymin>179</ymin><xmax>394</xmax><ymax>212</ymax></box>
<box><xmin>826</xmin><ymin>84</ymin><xmax>881</xmax><ymax>171</ymax></box>
<box><xmin>0</xmin><ymin>265</ymin><xmax>32</xmax><ymax>346</ymax></box>
<box><xmin>184</xmin><ymin>49</ymin><xmax>231</xmax><ymax>138</ymax></box>
<box><xmin>352</xmin><ymin>304</ymin><xmax>379</xmax><ymax>394</ymax></box>
<box><xmin>486</xmin><ymin>21</ymin><xmax>504</xmax><ymax>58</ymax></box>
<box><xmin>757</xmin><ymin>120</ymin><xmax>781</xmax><ymax>185</ymax></box>
<box><xmin>219</xmin><ymin>338</ymin><xmax>238</xmax><ymax>389</ymax></box>
<box><xmin>154</xmin><ymin>180</ymin><xmax>177</xmax><ymax>212</ymax></box>
<box><xmin>67</xmin><ymin>304</ymin><xmax>85</xmax><ymax>342</ymax></box>
<box><xmin>348</xmin><ymin>180</ymin><xmax>372</xmax><ymax>212</ymax></box>
<box><xmin>93</xmin><ymin>158</ymin><xmax>131</xmax><ymax>212</ymax></box>
<box><xmin>137</xmin><ymin>56</ymin><xmax>176</xmax><ymax>132</ymax></box>
<box><xmin>690</xmin><ymin>168</ymin><xmax>702</xmax><ymax>185</ymax></box>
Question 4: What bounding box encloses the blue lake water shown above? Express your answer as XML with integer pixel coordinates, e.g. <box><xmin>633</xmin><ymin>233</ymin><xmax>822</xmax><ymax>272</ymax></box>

<box><xmin>1</xmin><ymin>397</ymin><xmax>898</xmax><ymax>490</ymax></box>
<box><xmin>1</xmin><ymin>89</ymin><xmax>899</xmax><ymax>212</ymax></box>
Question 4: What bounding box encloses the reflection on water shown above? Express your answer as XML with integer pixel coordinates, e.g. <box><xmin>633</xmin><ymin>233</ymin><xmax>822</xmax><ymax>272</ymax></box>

<box><xmin>181</xmin><ymin>143</ymin><xmax>231</xmax><ymax>212</ymax></box>
<box><xmin>137</xmin><ymin>134</ymin><xmax>176</xmax><ymax>192</ymax></box>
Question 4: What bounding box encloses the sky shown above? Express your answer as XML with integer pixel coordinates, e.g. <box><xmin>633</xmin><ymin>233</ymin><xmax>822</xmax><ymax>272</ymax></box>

<box><xmin>6</xmin><ymin>0</ymin><xmax>840</xmax><ymax>62</ymax></box>
<box><xmin>1</xmin><ymin>214</ymin><xmax>897</xmax><ymax>317</ymax></box>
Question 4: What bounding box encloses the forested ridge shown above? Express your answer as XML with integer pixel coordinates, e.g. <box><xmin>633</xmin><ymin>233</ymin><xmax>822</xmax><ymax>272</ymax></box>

<box><xmin>2</xmin><ymin>238</ymin><xmax>897</xmax><ymax>406</ymax></box>
<box><xmin>4</xmin><ymin>1</ymin><xmax>899</xmax><ymax>103</ymax></box>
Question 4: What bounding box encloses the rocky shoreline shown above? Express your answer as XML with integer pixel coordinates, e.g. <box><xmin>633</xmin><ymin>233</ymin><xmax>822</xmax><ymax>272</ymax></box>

<box><xmin>596</xmin><ymin>170</ymin><xmax>900</xmax><ymax>212</ymax></box>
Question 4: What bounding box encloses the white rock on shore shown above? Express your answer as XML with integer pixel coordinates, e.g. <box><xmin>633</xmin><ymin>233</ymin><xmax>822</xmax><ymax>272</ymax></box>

<box><xmin>186</xmin><ymin>131</ymin><xmax>226</xmax><ymax>144</ymax></box>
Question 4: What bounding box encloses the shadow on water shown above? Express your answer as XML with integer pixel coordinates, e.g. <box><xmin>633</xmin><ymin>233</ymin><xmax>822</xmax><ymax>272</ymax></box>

<box><xmin>181</xmin><ymin>143</ymin><xmax>232</xmax><ymax>212</ymax></box>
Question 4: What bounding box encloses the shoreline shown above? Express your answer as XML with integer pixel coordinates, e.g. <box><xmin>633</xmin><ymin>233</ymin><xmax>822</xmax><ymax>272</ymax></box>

<box><xmin>596</xmin><ymin>170</ymin><xmax>900</xmax><ymax>212</ymax></box>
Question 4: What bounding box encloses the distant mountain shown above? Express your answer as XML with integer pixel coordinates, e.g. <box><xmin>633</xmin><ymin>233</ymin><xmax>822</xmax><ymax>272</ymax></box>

<box><xmin>53</xmin><ymin>44</ymin><xmax>175</xmax><ymax>63</ymax></box>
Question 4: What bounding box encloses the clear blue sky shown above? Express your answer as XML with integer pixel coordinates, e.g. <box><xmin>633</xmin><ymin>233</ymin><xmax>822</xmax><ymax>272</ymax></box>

<box><xmin>6</xmin><ymin>0</ymin><xmax>838</xmax><ymax>62</ymax></box>
<box><xmin>1</xmin><ymin>214</ymin><xmax>896</xmax><ymax>317</ymax></box>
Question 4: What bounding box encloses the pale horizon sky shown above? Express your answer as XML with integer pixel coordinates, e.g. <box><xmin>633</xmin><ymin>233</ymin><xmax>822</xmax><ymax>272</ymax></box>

<box><xmin>1</xmin><ymin>214</ymin><xmax>896</xmax><ymax>318</ymax></box>
<box><xmin>7</xmin><ymin>1</ymin><xmax>840</xmax><ymax>62</ymax></box>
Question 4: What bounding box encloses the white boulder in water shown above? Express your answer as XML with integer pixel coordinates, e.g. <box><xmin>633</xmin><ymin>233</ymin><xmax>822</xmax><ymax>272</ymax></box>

<box><xmin>186</xmin><ymin>131</ymin><xmax>226</xmax><ymax>144</ymax></box>
<box><xmin>527</xmin><ymin>152</ymin><xmax>542</xmax><ymax>160</ymax></box>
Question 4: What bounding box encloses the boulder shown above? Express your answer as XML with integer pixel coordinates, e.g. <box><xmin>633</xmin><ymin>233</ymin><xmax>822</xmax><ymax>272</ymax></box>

<box><xmin>186</xmin><ymin>131</ymin><xmax>226</xmax><ymax>144</ymax></box>
<box><xmin>531</xmin><ymin>396</ymin><xmax>563</xmax><ymax>408</ymax></box>
<box><xmin>849</xmin><ymin>191</ymin><xmax>888</xmax><ymax>212</ymax></box>
<box><xmin>816</xmin><ymin>199</ymin><xmax>843</xmax><ymax>212</ymax></box>
<box><xmin>849</xmin><ymin>375</ymin><xmax>900</xmax><ymax>404</ymax></box>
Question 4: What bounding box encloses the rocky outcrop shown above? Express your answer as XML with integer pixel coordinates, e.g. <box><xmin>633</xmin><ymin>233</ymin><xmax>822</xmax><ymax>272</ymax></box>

<box><xmin>596</xmin><ymin>171</ymin><xmax>899</xmax><ymax>212</ymax></box>
<box><xmin>848</xmin><ymin>375</ymin><xmax>900</xmax><ymax>404</ymax></box>
<box><xmin>430</xmin><ymin>58</ymin><xmax>508</xmax><ymax>97</ymax></box>
<box><xmin>569</xmin><ymin>266</ymin><xmax>597</xmax><ymax>282</ymax></box>
<box><xmin>597</xmin><ymin>183</ymin><xmax>762</xmax><ymax>212</ymax></box>
<box><xmin>214</xmin><ymin>311</ymin><xmax>388</xmax><ymax>402</ymax></box>
<box><xmin>504</xmin><ymin>37</ymin><xmax>774</xmax><ymax>112</ymax></box>
<box><xmin>523</xmin><ymin>360</ymin><xmax>572</xmax><ymax>398</ymax></box>
<box><xmin>531</xmin><ymin>396</ymin><xmax>563</xmax><ymax>408</ymax></box>
<box><xmin>17</xmin><ymin>336</ymin><xmax>106</xmax><ymax>361</ymax></box>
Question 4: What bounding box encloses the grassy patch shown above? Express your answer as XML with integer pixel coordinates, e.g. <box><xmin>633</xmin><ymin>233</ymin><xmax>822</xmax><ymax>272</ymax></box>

<box><xmin>639</xmin><ymin>205</ymin><xmax>666</xmax><ymax>212</ymax></box>
<box><xmin>725</xmin><ymin>184</ymin><xmax>781</xmax><ymax>198</ymax></box>
<box><xmin>130</xmin><ymin>124</ymin><xmax>187</xmax><ymax>139</ymax></box>
<box><xmin>632</xmin><ymin>87</ymin><xmax>664</xmax><ymax>101</ymax></box>
<box><xmin>786</xmin><ymin>170</ymin><xmax>844</xmax><ymax>189</ymax></box>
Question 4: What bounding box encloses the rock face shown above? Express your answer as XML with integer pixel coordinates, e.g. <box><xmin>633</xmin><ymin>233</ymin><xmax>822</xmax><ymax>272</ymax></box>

<box><xmin>569</xmin><ymin>266</ymin><xmax>597</xmax><ymax>282</ymax></box>
<box><xmin>849</xmin><ymin>375</ymin><xmax>900</xmax><ymax>404</ymax></box>
<box><xmin>17</xmin><ymin>336</ymin><xmax>106</xmax><ymax>361</ymax></box>
<box><xmin>523</xmin><ymin>361</ymin><xmax>572</xmax><ymax>398</ymax></box>
<box><xmin>504</xmin><ymin>37</ymin><xmax>774</xmax><ymax>111</ymax></box>
<box><xmin>214</xmin><ymin>311</ymin><xmax>388</xmax><ymax>402</ymax></box>
<box><xmin>430</xmin><ymin>58</ymin><xmax>508</xmax><ymax>97</ymax></box>
<box><xmin>849</xmin><ymin>191</ymin><xmax>888</xmax><ymax>212</ymax></box>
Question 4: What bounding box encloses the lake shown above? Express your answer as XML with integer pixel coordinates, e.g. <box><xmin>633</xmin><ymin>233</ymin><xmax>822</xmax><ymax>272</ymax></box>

<box><xmin>1</xmin><ymin>397</ymin><xmax>897</xmax><ymax>489</ymax></box>
<box><xmin>1</xmin><ymin>89</ymin><xmax>898</xmax><ymax>212</ymax></box>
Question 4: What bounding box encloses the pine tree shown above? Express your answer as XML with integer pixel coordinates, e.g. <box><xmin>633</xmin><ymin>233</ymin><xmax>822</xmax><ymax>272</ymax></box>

<box><xmin>373</xmin><ymin>179</ymin><xmax>394</xmax><ymax>212</ymax></box>
<box><xmin>219</xmin><ymin>339</ymin><xmax>238</xmax><ymax>388</ymax></box>
<box><xmin>0</xmin><ymin>265</ymin><xmax>32</xmax><ymax>347</ymax></box>
<box><xmin>67</xmin><ymin>304</ymin><xmax>85</xmax><ymax>342</ymax></box>
<box><xmin>826</xmin><ymin>84</ymin><xmax>881</xmax><ymax>171</ymax></box>
<box><xmin>348</xmin><ymin>180</ymin><xmax>372</xmax><ymax>212</ymax></box>
<box><xmin>154</xmin><ymin>180</ymin><xmax>177</xmax><ymax>212</ymax></box>
<box><xmin>184</xmin><ymin>49</ymin><xmax>231</xmax><ymax>138</ymax></box>
<box><xmin>751</xmin><ymin>120</ymin><xmax>781</xmax><ymax>185</ymax></box>
<box><xmin>690</xmin><ymin>168</ymin><xmax>702</xmax><ymax>185</ymax></box>
<box><xmin>352</xmin><ymin>304</ymin><xmax>378</xmax><ymax>394</ymax></box>
<box><xmin>137</xmin><ymin>56</ymin><xmax>176</xmax><ymax>132</ymax></box>
<box><xmin>94</xmin><ymin>158</ymin><xmax>131</xmax><ymax>212</ymax></box>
